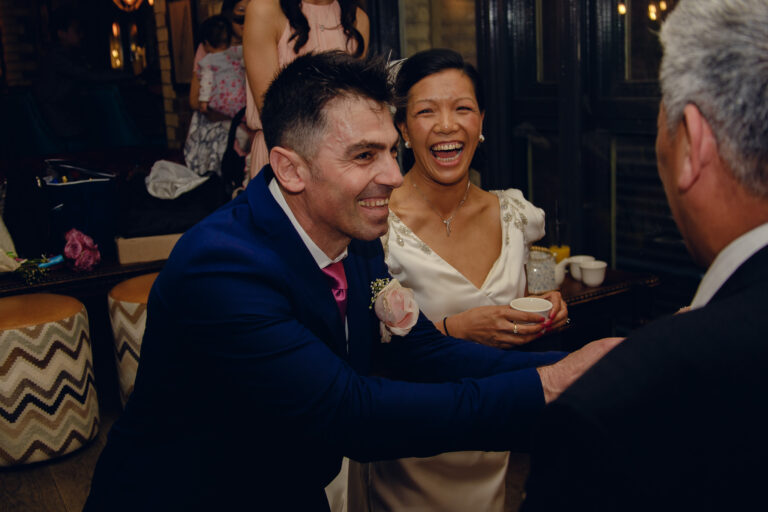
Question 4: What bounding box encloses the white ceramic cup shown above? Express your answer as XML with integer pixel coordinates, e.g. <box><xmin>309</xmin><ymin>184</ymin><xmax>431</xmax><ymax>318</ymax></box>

<box><xmin>569</xmin><ymin>255</ymin><xmax>595</xmax><ymax>281</ymax></box>
<box><xmin>509</xmin><ymin>297</ymin><xmax>553</xmax><ymax>324</ymax></box>
<box><xmin>580</xmin><ymin>260</ymin><xmax>607</xmax><ymax>287</ymax></box>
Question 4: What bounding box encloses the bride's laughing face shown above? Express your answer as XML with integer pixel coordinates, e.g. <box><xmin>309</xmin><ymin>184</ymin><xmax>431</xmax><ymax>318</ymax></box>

<box><xmin>399</xmin><ymin>69</ymin><xmax>484</xmax><ymax>186</ymax></box>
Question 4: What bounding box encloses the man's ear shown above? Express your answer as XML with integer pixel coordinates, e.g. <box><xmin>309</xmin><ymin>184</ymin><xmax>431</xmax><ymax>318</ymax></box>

<box><xmin>270</xmin><ymin>147</ymin><xmax>307</xmax><ymax>193</ymax></box>
<box><xmin>679</xmin><ymin>104</ymin><xmax>717</xmax><ymax>192</ymax></box>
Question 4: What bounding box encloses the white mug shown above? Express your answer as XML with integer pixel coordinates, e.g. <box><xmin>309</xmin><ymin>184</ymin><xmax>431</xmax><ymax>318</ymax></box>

<box><xmin>569</xmin><ymin>255</ymin><xmax>595</xmax><ymax>281</ymax></box>
<box><xmin>509</xmin><ymin>297</ymin><xmax>553</xmax><ymax>324</ymax></box>
<box><xmin>580</xmin><ymin>260</ymin><xmax>607</xmax><ymax>287</ymax></box>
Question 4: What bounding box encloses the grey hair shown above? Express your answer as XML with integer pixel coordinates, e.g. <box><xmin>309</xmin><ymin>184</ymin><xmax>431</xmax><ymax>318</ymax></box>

<box><xmin>660</xmin><ymin>0</ymin><xmax>768</xmax><ymax>197</ymax></box>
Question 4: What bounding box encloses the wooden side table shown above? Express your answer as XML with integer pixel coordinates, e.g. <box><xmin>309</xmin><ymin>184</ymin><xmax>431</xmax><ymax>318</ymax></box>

<box><xmin>520</xmin><ymin>269</ymin><xmax>659</xmax><ymax>352</ymax></box>
<box><xmin>560</xmin><ymin>269</ymin><xmax>659</xmax><ymax>350</ymax></box>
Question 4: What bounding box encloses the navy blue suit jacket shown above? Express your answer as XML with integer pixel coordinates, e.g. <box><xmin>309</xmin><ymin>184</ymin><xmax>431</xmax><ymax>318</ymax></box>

<box><xmin>86</xmin><ymin>169</ymin><xmax>562</xmax><ymax>511</ymax></box>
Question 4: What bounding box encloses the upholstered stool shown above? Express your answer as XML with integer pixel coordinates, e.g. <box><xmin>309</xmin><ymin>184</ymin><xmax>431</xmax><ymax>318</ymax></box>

<box><xmin>0</xmin><ymin>293</ymin><xmax>100</xmax><ymax>466</ymax></box>
<box><xmin>108</xmin><ymin>272</ymin><xmax>158</xmax><ymax>407</ymax></box>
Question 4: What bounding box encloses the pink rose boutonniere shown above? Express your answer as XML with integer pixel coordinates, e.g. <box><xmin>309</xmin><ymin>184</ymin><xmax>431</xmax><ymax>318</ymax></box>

<box><xmin>370</xmin><ymin>278</ymin><xmax>419</xmax><ymax>343</ymax></box>
<box><xmin>63</xmin><ymin>228</ymin><xmax>101</xmax><ymax>272</ymax></box>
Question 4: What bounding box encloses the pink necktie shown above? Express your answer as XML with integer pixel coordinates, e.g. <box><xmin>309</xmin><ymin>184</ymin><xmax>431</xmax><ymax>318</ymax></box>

<box><xmin>322</xmin><ymin>261</ymin><xmax>348</xmax><ymax>319</ymax></box>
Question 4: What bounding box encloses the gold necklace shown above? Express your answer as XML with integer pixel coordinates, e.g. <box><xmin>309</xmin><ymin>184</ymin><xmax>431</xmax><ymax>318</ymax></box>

<box><xmin>412</xmin><ymin>180</ymin><xmax>471</xmax><ymax>237</ymax></box>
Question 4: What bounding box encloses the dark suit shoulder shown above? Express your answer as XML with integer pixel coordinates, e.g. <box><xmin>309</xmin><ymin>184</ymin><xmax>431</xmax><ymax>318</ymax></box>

<box><xmin>528</xmin><ymin>258</ymin><xmax>768</xmax><ymax>511</ymax></box>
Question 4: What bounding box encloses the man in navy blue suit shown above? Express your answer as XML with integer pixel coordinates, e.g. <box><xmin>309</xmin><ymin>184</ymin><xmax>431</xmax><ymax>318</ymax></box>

<box><xmin>85</xmin><ymin>51</ymin><xmax>618</xmax><ymax>511</ymax></box>
<box><xmin>522</xmin><ymin>1</ymin><xmax>768</xmax><ymax>510</ymax></box>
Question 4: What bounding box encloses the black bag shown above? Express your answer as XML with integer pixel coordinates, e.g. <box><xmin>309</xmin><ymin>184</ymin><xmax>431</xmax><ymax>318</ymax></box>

<box><xmin>220</xmin><ymin>107</ymin><xmax>247</xmax><ymax>197</ymax></box>
<box><xmin>40</xmin><ymin>159</ymin><xmax>118</xmax><ymax>260</ymax></box>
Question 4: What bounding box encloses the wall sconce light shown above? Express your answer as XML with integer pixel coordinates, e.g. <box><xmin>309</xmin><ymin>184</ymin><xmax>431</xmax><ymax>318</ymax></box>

<box><xmin>618</xmin><ymin>3</ymin><xmax>627</xmax><ymax>15</ymax></box>
<box><xmin>648</xmin><ymin>3</ymin><xmax>658</xmax><ymax>21</ymax></box>
<box><xmin>110</xmin><ymin>21</ymin><xmax>124</xmax><ymax>69</ymax></box>
<box><xmin>113</xmin><ymin>0</ymin><xmax>145</xmax><ymax>12</ymax></box>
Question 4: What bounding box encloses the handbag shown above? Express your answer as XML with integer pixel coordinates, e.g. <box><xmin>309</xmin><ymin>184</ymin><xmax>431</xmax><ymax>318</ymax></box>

<box><xmin>39</xmin><ymin>159</ymin><xmax>118</xmax><ymax>260</ymax></box>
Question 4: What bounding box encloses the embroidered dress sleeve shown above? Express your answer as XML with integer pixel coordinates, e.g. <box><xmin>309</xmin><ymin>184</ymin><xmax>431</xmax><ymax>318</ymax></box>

<box><xmin>498</xmin><ymin>188</ymin><xmax>545</xmax><ymax>246</ymax></box>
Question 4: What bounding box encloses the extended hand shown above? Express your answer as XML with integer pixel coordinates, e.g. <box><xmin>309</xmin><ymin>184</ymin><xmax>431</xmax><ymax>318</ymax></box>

<box><xmin>537</xmin><ymin>337</ymin><xmax>623</xmax><ymax>403</ymax></box>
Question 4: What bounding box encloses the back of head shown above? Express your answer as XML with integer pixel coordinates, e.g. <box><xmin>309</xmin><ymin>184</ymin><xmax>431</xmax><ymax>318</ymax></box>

<box><xmin>660</xmin><ymin>0</ymin><xmax>768</xmax><ymax>197</ymax></box>
<box><xmin>393</xmin><ymin>48</ymin><xmax>485</xmax><ymax>126</ymax></box>
<box><xmin>261</xmin><ymin>50</ymin><xmax>392</xmax><ymax>160</ymax></box>
<box><xmin>200</xmin><ymin>15</ymin><xmax>232</xmax><ymax>49</ymax></box>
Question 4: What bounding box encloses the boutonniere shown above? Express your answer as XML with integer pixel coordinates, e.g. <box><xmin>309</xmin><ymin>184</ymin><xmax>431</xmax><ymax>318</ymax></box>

<box><xmin>370</xmin><ymin>278</ymin><xmax>419</xmax><ymax>343</ymax></box>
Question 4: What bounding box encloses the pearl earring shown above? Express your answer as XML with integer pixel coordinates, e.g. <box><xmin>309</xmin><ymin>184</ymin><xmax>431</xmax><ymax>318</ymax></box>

<box><xmin>404</xmin><ymin>140</ymin><xmax>411</xmax><ymax>149</ymax></box>
<box><xmin>479</xmin><ymin>134</ymin><xmax>486</xmax><ymax>143</ymax></box>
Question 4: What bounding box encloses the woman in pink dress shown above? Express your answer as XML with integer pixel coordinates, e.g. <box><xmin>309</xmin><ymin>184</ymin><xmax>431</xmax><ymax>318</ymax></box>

<box><xmin>242</xmin><ymin>0</ymin><xmax>369</xmax><ymax>178</ymax></box>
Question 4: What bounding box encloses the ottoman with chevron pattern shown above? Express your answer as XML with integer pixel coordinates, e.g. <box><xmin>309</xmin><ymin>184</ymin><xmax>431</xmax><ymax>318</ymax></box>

<box><xmin>0</xmin><ymin>293</ymin><xmax>100</xmax><ymax>466</ymax></box>
<box><xmin>108</xmin><ymin>272</ymin><xmax>158</xmax><ymax>408</ymax></box>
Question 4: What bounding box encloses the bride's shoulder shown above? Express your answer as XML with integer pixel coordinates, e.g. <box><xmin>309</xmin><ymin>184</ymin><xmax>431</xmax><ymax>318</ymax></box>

<box><xmin>491</xmin><ymin>188</ymin><xmax>542</xmax><ymax>210</ymax></box>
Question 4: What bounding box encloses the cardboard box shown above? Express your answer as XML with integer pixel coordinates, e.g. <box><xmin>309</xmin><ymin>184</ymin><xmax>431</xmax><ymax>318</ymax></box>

<box><xmin>116</xmin><ymin>233</ymin><xmax>182</xmax><ymax>264</ymax></box>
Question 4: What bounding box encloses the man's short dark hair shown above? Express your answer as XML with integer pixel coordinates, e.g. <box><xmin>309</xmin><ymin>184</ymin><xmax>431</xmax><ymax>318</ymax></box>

<box><xmin>261</xmin><ymin>50</ymin><xmax>392</xmax><ymax>160</ymax></box>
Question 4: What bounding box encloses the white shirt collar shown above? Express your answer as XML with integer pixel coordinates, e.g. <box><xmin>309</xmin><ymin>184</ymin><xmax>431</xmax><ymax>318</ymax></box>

<box><xmin>268</xmin><ymin>178</ymin><xmax>347</xmax><ymax>269</ymax></box>
<box><xmin>690</xmin><ymin>222</ymin><xmax>768</xmax><ymax>309</ymax></box>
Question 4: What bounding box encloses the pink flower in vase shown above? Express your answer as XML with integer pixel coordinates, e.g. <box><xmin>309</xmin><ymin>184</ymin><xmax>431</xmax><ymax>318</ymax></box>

<box><xmin>64</xmin><ymin>229</ymin><xmax>101</xmax><ymax>272</ymax></box>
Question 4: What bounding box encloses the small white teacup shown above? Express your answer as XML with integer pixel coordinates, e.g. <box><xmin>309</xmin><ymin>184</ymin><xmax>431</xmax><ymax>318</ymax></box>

<box><xmin>509</xmin><ymin>297</ymin><xmax>553</xmax><ymax>324</ymax></box>
<box><xmin>580</xmin><ymin>260</ymin><xmax>607</xmax><ymax>287</ymax></box>
<box><xmin>569</xmin><ymin>255</ymin><xmax>595</xmax><ymax>281</ymax></box>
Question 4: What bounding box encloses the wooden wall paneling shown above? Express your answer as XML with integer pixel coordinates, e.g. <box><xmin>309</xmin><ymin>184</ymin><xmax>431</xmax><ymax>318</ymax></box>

<box><xmin>364</xmin><ymin>0</ymin><xmax>401</xmax><ymax>59</ymax></box>
<box><xmin>475</xmin><ymin>0</ymin><xmax>514</xmax><ymax>190</ymax></box>
<box><xmin>557</xmin><ymin>0</ymin><xmax>585</xmax><ymax>253</ymax></box>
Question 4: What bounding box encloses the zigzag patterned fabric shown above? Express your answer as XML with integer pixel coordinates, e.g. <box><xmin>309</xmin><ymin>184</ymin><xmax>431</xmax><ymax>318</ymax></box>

<box><xmin>108</xmin><ymin>296</ymin><xmax>146</xmax><ymax>407</ymax></box>
<box><xmin>0</xmin><ymin>305</ymin><xmax>100</xmax><ymax>466</ymax></box>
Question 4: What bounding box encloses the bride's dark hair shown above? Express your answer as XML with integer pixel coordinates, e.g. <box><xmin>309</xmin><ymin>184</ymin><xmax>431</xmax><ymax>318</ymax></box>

<box><xmin>280</xmin><ymin>0</ymin><xmax>365</xmax><ymax>57</ymax></box>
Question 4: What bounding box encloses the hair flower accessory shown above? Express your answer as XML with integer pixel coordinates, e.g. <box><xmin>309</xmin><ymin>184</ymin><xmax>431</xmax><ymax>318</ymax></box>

<box><xmin>63</xmin><ymin>229</ymin><xmax>101</xmax><ymax>272</ymax></box>
<box><xmin>370</xmin><ymin>278</ymin><xmax>419</xmax><ymax>343</ymax></box>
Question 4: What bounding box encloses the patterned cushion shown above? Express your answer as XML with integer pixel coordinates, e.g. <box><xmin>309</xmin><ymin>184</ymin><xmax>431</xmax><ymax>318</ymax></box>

<box><xmin>108</xmin><ymin>296</ymin><xmax>147</xmax><ymax>407</ymax></box>
<box><xmin>108</xmin><ymin>273</ymin><xmax>157</xmax><ymax>407</ymax></box>
<box><xmin>0</xmin><ymin>296</ymin><xmax>99</xmax><ymax>466</ymax></box>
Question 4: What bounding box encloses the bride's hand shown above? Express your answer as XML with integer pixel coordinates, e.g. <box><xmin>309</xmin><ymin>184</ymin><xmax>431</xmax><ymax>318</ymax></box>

<box><xmin>529</xmin><ymin>290</ymin><xmax>569</xmax><ymax>331</ymax></box>
<box><xmin>438</xmin><ymin>305</ymin><xmax>549</xmax><ymax>349</ymax></box>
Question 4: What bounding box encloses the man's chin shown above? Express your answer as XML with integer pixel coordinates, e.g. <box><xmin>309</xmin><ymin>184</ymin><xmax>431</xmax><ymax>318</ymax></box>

<box><xmin>353</xmin><ymin>223</ymin><xmax>389</xmax><ymax>242</ymax></box>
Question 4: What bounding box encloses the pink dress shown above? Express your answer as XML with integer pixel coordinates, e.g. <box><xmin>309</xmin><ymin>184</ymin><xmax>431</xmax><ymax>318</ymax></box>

<box><xmin>245</xmin><ymin>1</ymin><xmax>358</xmax><ymax>177</ymax></box>
<box><xmin>198</xmin><ymin>46</ymin><xmax>246</xmax><ymax>118</ymax></box>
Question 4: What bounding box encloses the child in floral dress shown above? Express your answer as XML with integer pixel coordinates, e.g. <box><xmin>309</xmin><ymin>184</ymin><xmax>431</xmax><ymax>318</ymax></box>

<box><xmin>184</xmin><ymin>15</ymin><xmax>247</xmax><ymax>176</ymax></box>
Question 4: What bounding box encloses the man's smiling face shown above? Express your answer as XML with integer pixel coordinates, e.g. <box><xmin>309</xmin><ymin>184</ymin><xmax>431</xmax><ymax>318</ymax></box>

<box><xmin>300</xmin><ymin>96</ymin><xmax>403</xmax><ymax>254</ymax></box>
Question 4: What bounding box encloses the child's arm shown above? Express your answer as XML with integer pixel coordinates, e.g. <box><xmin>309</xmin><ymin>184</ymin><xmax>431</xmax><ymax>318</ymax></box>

<box><xmin>199</xmin><ymin>63</ymin><xmax>214</xmax><ymax>108</ymax></box>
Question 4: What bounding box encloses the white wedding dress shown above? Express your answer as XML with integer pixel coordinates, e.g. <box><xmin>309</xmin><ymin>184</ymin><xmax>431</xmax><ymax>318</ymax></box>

<box><xmin>353</xmin><ymin>188</ymin><xmax>545</xmax><ymax>512</ymax></box>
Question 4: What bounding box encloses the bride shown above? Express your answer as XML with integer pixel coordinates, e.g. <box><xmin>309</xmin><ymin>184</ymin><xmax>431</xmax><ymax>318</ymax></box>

<box><xmin>353</xmin><ymin>48</ymin><xmax>569</xmax><ymax>511</ymax></box>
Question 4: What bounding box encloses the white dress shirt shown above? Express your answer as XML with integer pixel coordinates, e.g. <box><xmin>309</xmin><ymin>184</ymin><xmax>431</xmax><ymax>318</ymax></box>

<box><xmin>690</xmin><ymin>222</ymin><xmax>768</xmax><ymax>309</ymax></box>
<box><xmin>268</xmin><ymin>177</ymin><xmax>351</xmax><ymax>512</ymax></box>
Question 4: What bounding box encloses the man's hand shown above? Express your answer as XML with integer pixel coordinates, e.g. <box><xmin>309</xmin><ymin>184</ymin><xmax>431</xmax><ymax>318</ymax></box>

<box><xmin>537</xmin><ymin>337</ymin><xmax>623</xmax><ymax>403</ymax></box>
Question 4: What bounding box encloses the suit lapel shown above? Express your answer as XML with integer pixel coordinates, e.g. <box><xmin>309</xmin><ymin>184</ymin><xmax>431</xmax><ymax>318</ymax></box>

<box><xmin>344</xmin><ymin>252</ymin><xmax>374</xmax><ymax>374</ymax></box>
<box><xmin>246</xmin><ymin>169</ymin><xmax>347</xmax><ymax>357</ymax></box>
